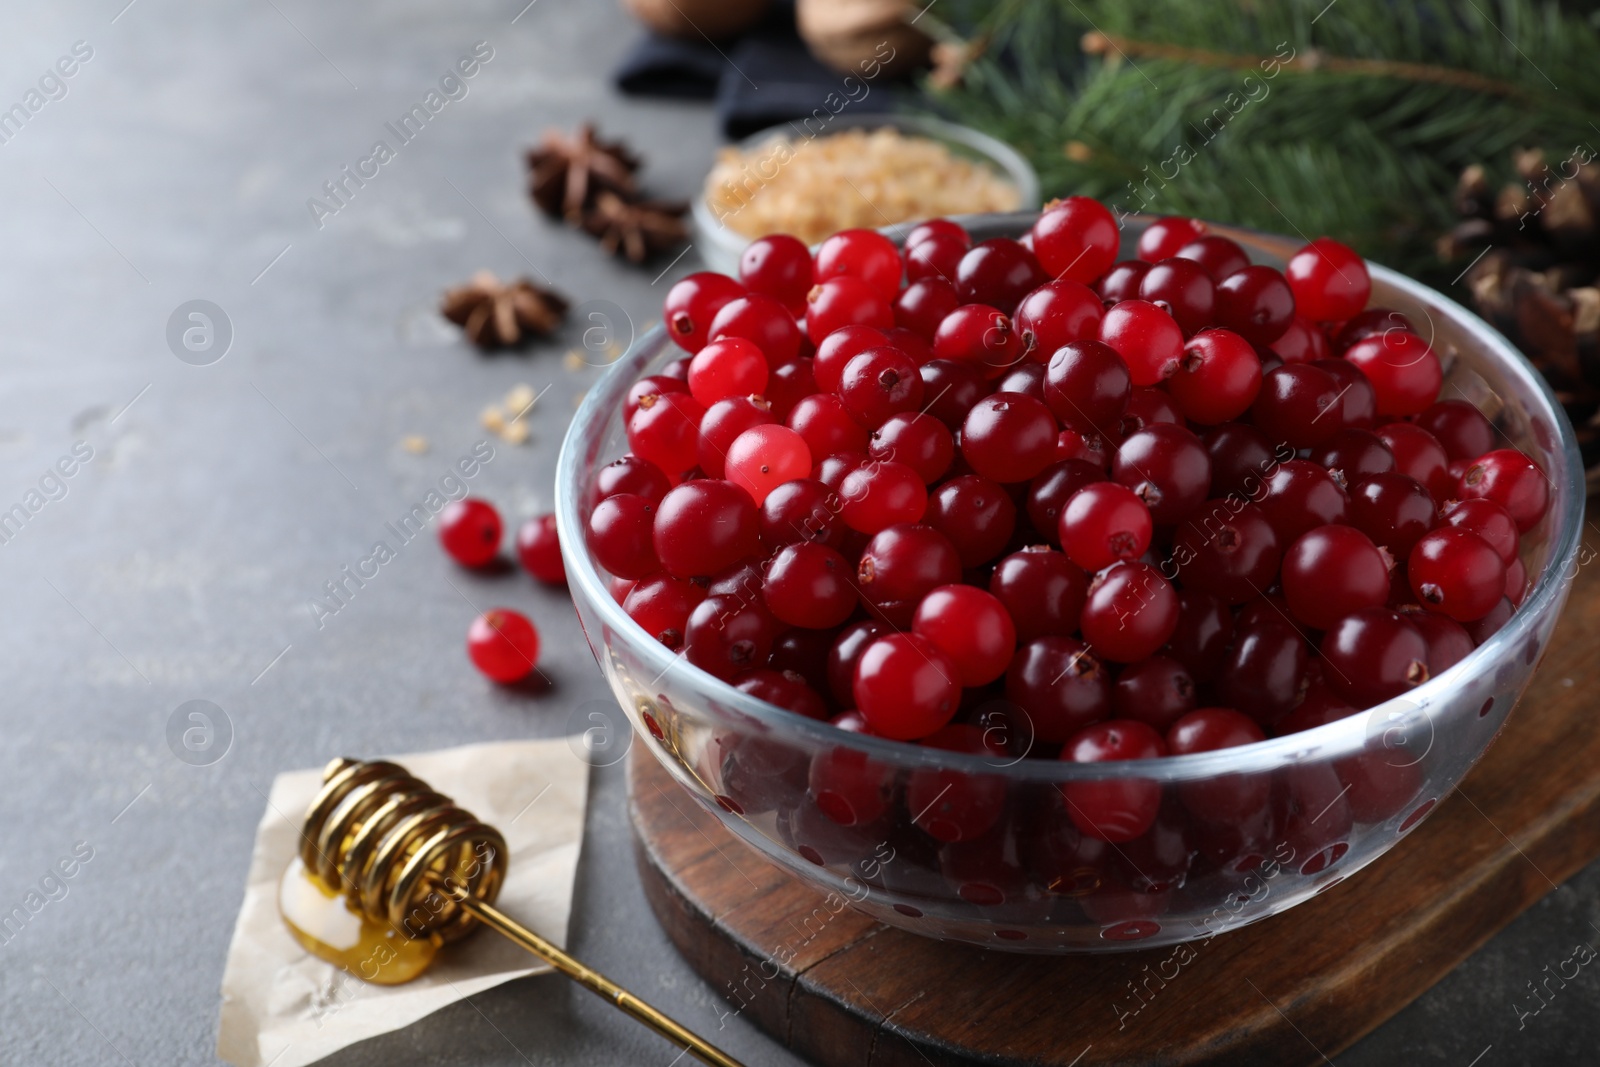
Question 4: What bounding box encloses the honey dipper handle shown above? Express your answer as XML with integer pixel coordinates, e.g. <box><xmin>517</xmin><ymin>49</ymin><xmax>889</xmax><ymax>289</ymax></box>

<box><xmin>451</xmin><ymin>893</ymin><xmax>747</xmax><ymax>1067</ymax></box>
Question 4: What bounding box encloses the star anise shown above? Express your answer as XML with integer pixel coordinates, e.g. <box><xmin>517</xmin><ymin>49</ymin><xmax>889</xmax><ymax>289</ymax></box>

<box><xmin>525</xmin><ymin>124</ymin><xmax>640</xmax><ymax>221</ymax></box>
<box><xmin>440</xmin><ymin>271</ymin><xmax>569</xmax><ymax>351</ymax></box>
<box><xmin>580</xmin><ymin>191</ymin><xmax>688</xmax><ymax>264</ymax></box>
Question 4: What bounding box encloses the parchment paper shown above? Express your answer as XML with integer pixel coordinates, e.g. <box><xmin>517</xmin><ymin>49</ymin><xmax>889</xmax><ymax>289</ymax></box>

<box><xmin>216</xmin><ymin>739</ymin><xmax>590</xmax><ymax>1067</ymax></box>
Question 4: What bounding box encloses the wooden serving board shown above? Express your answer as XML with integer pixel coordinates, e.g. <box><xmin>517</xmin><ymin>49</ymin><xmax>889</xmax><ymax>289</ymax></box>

<box><xmin>628</xmin><ymin>508</ymin><xmax>1600</xmax><ymax>1067</ymax></box>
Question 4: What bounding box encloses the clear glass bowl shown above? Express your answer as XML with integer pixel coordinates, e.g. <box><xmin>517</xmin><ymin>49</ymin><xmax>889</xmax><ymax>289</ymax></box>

<box><xmin>556</xmin><ymin>214</ymin><xmax>1585</xmax><ymax>952</ymax></box>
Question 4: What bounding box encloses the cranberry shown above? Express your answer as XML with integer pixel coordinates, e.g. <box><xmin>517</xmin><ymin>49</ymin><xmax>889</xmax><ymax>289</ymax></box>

<box><xmin>1333</xmin><ymin>307</ymin><xmax>1414</xmax><ymax>352</ymax></box>
<box><xmin>1119</xmin><ymin>386</ymin><xmax>1183</xmax><ymax>437</ymax></box>
<box><xmin>1204</xmin><ymin>423</ymin><xmax>1278</xmax><ymax>498</ymax></box>
<box><xmin>1174</xmin><ymin>234</ymin><xmax>1249</xmax><ymax>280</ymax></box>
<box><xmin>1281</xmin><ymin>525</ymin><xmax>1391</xmax><ymax>630</ymax></box>
<box><xmin>869</xmin><ymin>411</ymin><xmax>954</xmax><ymax>484</ymax></box>
<box><xmin>955</xmin><ymin>237</ymin><xmax>1048</xmax><ymax>314</ymax></box>
<box><xmin>1171</xmin><ymin>500</ymin><xmax>1281</xmax><ymax>604</ymax></box>
<box><xmin>1315</xmin><ymin>363</ymin><xmax>1378</xmax><ymax>424</ymax></box>
<box><xmin>925</xmin><ymin>474</ymin><xmax>1017</xmax><ymax>566</ymax></box>
<box><xmin>1257</xmin><ymin>459</ymin><xmax>1350</xmax><ymax>544</ymax></box>
<box><xmin>760</xmin><ymin>477</ymin><xmax>845</xmax><ymax>549</ymax></box>
<box><xmin>1015</xmin><ymin>280</ymin><xmax>1104</xmax><ymax>362</ymax></box>
<box><xmin>1251</xmin><ymin>363</ymin><xmax>1344</xmax><ymax>449</ymax></box>
<box><xmin>996</xmin><ymin>361</ymin><xmax>1047</xmax><ymax>401</ymax></box>
<box><xmin>838</xmin><ymin>346</ymin><xmax>923</xmax><ymax>428</ymax></box>
<box><xmin>806</xmin><ymin>276</ymin><xmax>894</xmax><ymax>344</ymax></box>
<box><xmin>990</xmin><ymin>547</ymin><xmax>1089</xmax><ymax>642</ymax></box>
<box><xmin>856</xmin><ymin>522</ymin><xmax>961</xmax><ymax>626</ymax></box>
<box><xmin>813</xmin><ymin>451</ymin><xmax>867</xmax><ymax>493</ymax></box>
<box><xmin>685</xmin><ymin>593</ymin><xmax>779</xmax><ymax>680</ymax></box>
<box><xmin>763</xmin><ymin>542</ymin><xmax>857</xmax><ymax>629</ymax></box>
<box><xmin>1270</xmin><ymin>315</ymin><xmax>1331</xmax><ymax>364</ymax></box>
<box><xmin>1081</xmin><ymin>561</ymin><xmax>1180</xmax><ymax>663</ymax></box>
<box><xmin>663</xmin><ymin>271</ymin><xmax>744</xmax><ymax>353</ymax></box>
<box><xmin>1114</xmin><ymin>655</ymin><xmax>1196</xmax><ymax>731</ymax></box>
<box><xmin>698</xmin><ymin>396</ymin><xmax>773</xmax><ymax>479</ymax></box>
<box><xmin>1163</xmin><ymin>588</ymin><xmax>1233</xmax><ymax>683</ymax></box>
<box><xmin>1138</xmin><ymin>257</ymin><xmax>1216</xmax><ymax>336</ymax></box>
<box><xmin>438</xmin><ymin>498</ymin><xmax>502</xmax><ymax>567</ymax></box>
<box><xmin>1168</xmin><ymin>328</ymin><xmax>1262</xmax><ymax>424</ymax></box>
<box><xmin>1043</xmin><ymin>340</ymin><xmax>1130</xmax><ymax>434</ymax></box>
<box><xmin>709</xmin><ymin>293</ymin><xmax>802</xmax><ymax>367</ymax></box>
<box><xmin>823</xmin><ymin>621</ymin><xmax>885</xmax><ymax>706</ymax></box>
<box><xmin>1457</xmin><ymin>448</ymin><xmax>1550</xmax><ymax>532</ymax></box>
<box><xmin>466</xmin><ymin>609</ymin><xmax>540</xmax><ymax>682</ymax></box>
<box><xmin>587</xmin><ymin>493</ymin><xmax>659</xmax><ymax>578</ymax></box>
<box><xmin>932</xmin><ymin>302</ymin><xmax>1024</xmax><ymax>372</ymax></box>
<box><xmin>625</xmin><ymin>374</ymin><xmax>687</xmax><ymax>423</ymax></box>
<box><xmin>1408</xmin><ymin>527</ymin><xmax>1506</xmax><ymax>622</ymax></box>
<box><xmin>1112</xmin><ymin>423</ymin><xmax>1212</xmax><ymax>524</ymax></box>
<box><xmin>854</xmin><ymin>633</ymin><xmax>961</xmax><ymax>740</ymax></box>
<box><xmin>1060</xmin><ymin>482</ymin><xmax>1152</xmax><ymax>572</ymax></box>
<box><xmin>738</xmin><ymin>234</ymin><xmax>813</xmax><ymax>313</ymax></box>
<box><xmin>918</xmin><ymin>359</ymin><xmax>990</xmax><ymax>431</ymax></box>
<box><xmin>1097</xmin><ymin>260</ymin><xmax>1150</xmax><ymax>303</ymax></box>
<box><xmin>815</xmin><ymin>228</ymin><xmax>902</xmax><ymax>301</ymax></box>
<box><xmin>1059</xmin><ymin>720</ymin><xmax>1166</xmax><ymax>842</ymax></box>
<box><xmin>962</xmin><ymin>393</ymin><xmax>1059</xmax><ymax>484</ymax></box>
<box><xmin>907</xmin><ymin>218</ymin><xmax>970</xmax><ymax>249</ymax></box>
<box><xmin>1026</xmin><ymin>459</ymin><xmax>1103</xmax><ymax>544</ymax></box>
<box><xmin>1465</xmin><ymin>596</ymin><xmax>1514</xmax><ymax>644</ymax></box>
<box><xmin>1285</xmin><ymin>238</ymin><xmax>1370</xmax><ymax>322</ymax></box>
<box><xmin>594</xmin><ymin>454</ymin><xmax>671</xmax><ymax>506</ymax></box>
<box><xmin>1349</xmin><ymin>472</ymin><xmax>1435</xmax><ymax>558</ymax></box>
<box><xmin>1416</xmin><ymin>399</ymin><xmax>1497</xmax><ymax>462</ymax></box>
<box><xmin>1214</xmin><ymin>266</ymin><xmax>1295</xmax><ymax>345</ymax></box>
<box><xmin>1310</xmin><ymin>428</ymin><xmax>1394</xmax><ymax>485</ymax></box>
<box><xmin>813</xmin><ymin>324</ymin><xmax>891</xmax><ymax>392</ymax></box>
<box><xmin>766</xmin><ymin>357</ymin><xmax>817</xmax><ymax>422</ymax></box>
<box><xmin>652</xmin><ymin>480</ymin><xmax>760</xmax><ymax>579</ymax></box>
<box><xmin>787</xmin><ymin>392</ymin><xmax>869</xmax><ymax>458</ymax></box>
<box><xmin>907</xmin><ymin>724</ymin><xmax>1007</xmax><ymax>842</ymax></box>
<box><xmin>1216</xmin><ymin>623</ymin><xmax>1308</xmax><ymax>724</ymax></box>
<box><xmin>1406</xmin><ymin>610</ymin><xmax>1475</xmax><ymax>676</ymax></box>
<box><xmin>1006</xmin><ymin>636</ymin><xmax>1111</xmax><ymax>742</ymax></box>
<box><xmin>1342</xmin><ymin>331</ymin><xmax>1442</xmax><ymax>416</ymax></box>
<box><xmin>628</xmin><ymin>391</ymin><xmax>706</xmax><ymax>478</ymax></box>
<box><xmin>1137</xmin><ymin>216</ymin><xmax>1207</xmax><ymax>262</ymax></box>
<box><xmin>735</xmin><ymin>669</ymin><xmax>829</xmax><ymax>721</ymax></box>
<box><xmin>839</xmin><ymin>459</ymin><xmax>927</xmax><ymax>533</ymax></box>
<box><xmin>1167</xmin><ymin>708</ymin><xmax>1269</xmax><ymax>820</ymax></box>
<box><xmin>904</xmin><ymin>232</ymin><xmax>969</xmax><ymax>284</ymax></box>
<box><xmin>1099</xmin><ymin>299</ymin><xmax>1184</xmax><ymax>386</ymax></box>
<box><xmin>688</xmin><ymin>337</ymin><xmax>767</xmax><ymax>407</ymax></box>
<box><xmin>1442</xmin><ymin>498</ymin><xmax>1519</xmax><ymax>565</ymax></box>
<box><xmin>1320</xmin><ymin>608</ymin><xmax>1430</xmax><ymax>705</ymax></box>
<box><xmin>893</xmin><ymin>278</ymin><xmax>961</xmax><ymax>341</ymax></box>
<box><xmin>624</xmin><ymin>573</ymin><xmax>706</xmax><ymax>649</ymax></box>
<box><xmin>913</xmin><ymin>585</ymin><xmax>1017</xmax><ymax>686</ymax></box>
<box><xmin>1375</xmin><ymin>422</ymin><xmax>1453</xmax><ymax>500</ymax></box>
<box><xmin>1031</xmin><ymin>196</ymin><xmax>1119</xmax><ymax>284</ymax></box>
<box><xmin>808</xmin><ymin>711</ymin><xmax>894</xmax><ymax>826</ymax></box>
<box><xmin>515</xmin><ymin>514</ymin><xmax>564</xmax><ymax>585</ymax></box>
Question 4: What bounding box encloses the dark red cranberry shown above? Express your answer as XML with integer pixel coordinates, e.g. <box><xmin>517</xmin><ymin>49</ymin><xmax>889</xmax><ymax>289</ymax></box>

<box><xmin>1015</xmin><ymin>280</ymin><xmax>1104</xmax><ymax>362</ymax></box>
<box><xmin>685</xmin><ymin>593</ymin><xmax>779</xmax><ymax>680</ymax></box>
<box><xmin>1417</xmin><ymin>400</ymin><xmax>1497</xmax><ymax>462</ymax></box>
<box><xmin>1163</xmin><ymin>589</ymin><xmax>1233</xmax><ymax>684</ymax></box>
<box><xmin>1257</xmin><ymin>459</ymin><xmax>1350</xmax><ymax>544</ymax></box>
<box><xmin>1080</xmin><ymin>561</ymin><xmax>1180</xmax><ymax>663</ymax></box>
<box><xmin>1059</xmin><ymin>720</ymin><xmax>1166</xmax><ymax>842</ymax></box>
<box><xmin>1310</xmin><ymin>428</ymin><xmax>1394</xmax><ymax>486</ymax></box>
<box><xmin>1111</xmin><ymin>423</ymin><xmax>1212</xmax><ymax>524</ymax></box>
<box><xmin>653</xmin><ymin>480</ymin><xmax>760</xmax><ymax>579</ymax></box>
<box><xmin>1320</xmin><ymin>608</ymin><xmax>1430</xmax><ymax>705</ymax></box>
<box><xmin>918</xmin><ymin>359</ymin><xmax>990</xmax><ymax>431</ymax></box>
<box><xmin>623</xmin><ymin>573</ymin><xmax>705</xmax><ymax>650</ymax></box>
<box><xmin>1251</xmin><ymin>363</ymin><xmax>1344</xmax><ymax>449</ymax></box>
<box><xmin>955</xmin><ymin>238</ymin><xmax>1048</xmax><ymax>314</ymax></box>
<box><xmin>1043</xmin><ymin>340</ymin><xmax>1131</xmax><ymax>435</ymax></box>
<box><xmin>989</xmin><ymin>547</ymin><xmax>1089</xmax><ymax>642</ymax></box>
<box><xmin>1214</xmin><ymin>265</ymin><xmax>1295</xmax><ymax>346</ymax></box>
<box><xmin>1114</xmin><ymin>656</ymin><xmax>1197</xmax><ymax>731</ymax></box>
<box><xmin>1204</xmin><ymin>423</ymin><xmax>1280</xmax><ymax>499</ymax></box>
<box><xmin>856</xmin><ymin>523</ymin><xmax>961</xmax><ymax>628</ymax></box>
<box><xmin>826</xmin><ymin>620</ymin><xmax>888</xmax><ymax>706</ymax></box>
<box><xmin>1138</xmin><ymin>257</ymin><xmax>1216</xmax><ymax>336</ymax></box>
<box><xmin>1171</xmin><ymin>500</ymin><xmax>1281</xmax><ymax>605</ymax></box>
<box><xmin>1349</xmin><ymin>472</ymin><xmax>1434</xmax><ymax>558</ymax></box>
<box><xmin>925</xmin><ymin>474</ymin><xmax>1017</xmax><ymax>567</ymax></box>
<box><xmin>595</xmin><ymin>454</ymin><xmax>671</xmax><ymax>506</ymax></box>
<box><xmin>962</xmin><ymin>393</ymin><xmax>1060</xmax><ymax>485</ymax></box>
<box><xmin>813</xmin><ymin>324</ymin><xmax>891</xmax><ymax>392</ymax></box>
<box><xmin>1025</xmin><ymin>460</ymin><xmax>1104</xmax><ymax>545</ymax></box>
<box><xmin>1174</xmin><ymin>235</ymin><xmax>1249</xmax><ymax>281</ymax></box>
<box><xmin>1006</xmin><ymin>636</ymin><xmax>1111</xmax><ymax>743</ymax></box>
<box><xmin>893</xmin><ymin>277</ymin><xmax>961</xmax><ymax>341</ymax></box>
<box><xmin>1096</xmin><ymin>260</ymin><xmax>1150</xmax><ymax>303</ymax></box>
<box><xmin>1215</xmin><ymin>624</ymin><xmax>1309</xmax><ymax>724</ymax></box>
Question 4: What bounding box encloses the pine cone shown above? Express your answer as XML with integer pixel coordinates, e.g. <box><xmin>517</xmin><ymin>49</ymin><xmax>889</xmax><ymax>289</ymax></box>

<box><xmin>525</xmin><ymin>124</ymin><xmax>640</xmax><ymax>222</ymax></box>
<box><xmin>441</xmin><ymin>271</ymin><xmax>569</xmax><ymax>351</ymax></box>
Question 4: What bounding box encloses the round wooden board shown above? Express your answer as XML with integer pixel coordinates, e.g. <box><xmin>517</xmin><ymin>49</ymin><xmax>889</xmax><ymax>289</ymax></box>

<box><xmin>627</xmin><ymin>506</ymin><xmax>1600</xmax><ymax>1067</ymax></box>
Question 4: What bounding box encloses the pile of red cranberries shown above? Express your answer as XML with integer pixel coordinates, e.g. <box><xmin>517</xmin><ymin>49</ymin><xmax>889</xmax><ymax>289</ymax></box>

<box><xmin>589</xmin><ymin>200</ymin><xmax>1550</xmax><ymax>847</ymax></box>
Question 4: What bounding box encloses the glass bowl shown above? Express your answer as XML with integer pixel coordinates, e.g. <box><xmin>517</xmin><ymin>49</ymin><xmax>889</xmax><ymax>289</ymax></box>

<box><xmin>556</xmin><ymin>214</ymin><xmax>1584</xmax><ymax>952</ymax></box>
<box><xmin>691</xmin><ymin>112</ymin><xmax>1041</xmax><ymax>274</ymax></box>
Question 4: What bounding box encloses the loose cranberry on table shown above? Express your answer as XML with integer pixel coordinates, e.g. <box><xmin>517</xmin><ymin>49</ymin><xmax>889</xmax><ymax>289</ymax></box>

<box><xmin>514</xmin><ymin>513</ymin><xmax>565</xmax><ymax>585</ymax></box>
<box><xmin>438</xmin><ymin>498</ymin><xmax>502</xmax><ymax>567</ymax></box>
<box><xmin>467</xmin><ymin>609</ymin><xmax>539</xmax><ymax>683</ymax></box>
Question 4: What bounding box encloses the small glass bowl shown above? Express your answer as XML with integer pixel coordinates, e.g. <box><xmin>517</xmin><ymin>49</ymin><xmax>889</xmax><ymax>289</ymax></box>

<box><xmin>556</xmin><ymin>214</ymin><xmax>1584</xmax><ymax>953</ymax></box>
<box><xmin>691</xmin><ymin>112</ymin><xmax>1041</xmax><ymax>274</ymax></box>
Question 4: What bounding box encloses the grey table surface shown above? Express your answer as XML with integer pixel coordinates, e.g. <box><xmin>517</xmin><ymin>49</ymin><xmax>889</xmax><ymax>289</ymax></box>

<box><xmin>0</xmin><ymin>2</ymin><xmax>1596</xmax><ymax>1065</ymax></box>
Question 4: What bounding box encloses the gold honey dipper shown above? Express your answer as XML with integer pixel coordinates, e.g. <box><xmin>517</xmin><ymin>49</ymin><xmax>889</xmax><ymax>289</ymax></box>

<box><xmin>283</xmin><ymin>757</ymin><xmax>745</xmax><ymax>1067</ymax></box>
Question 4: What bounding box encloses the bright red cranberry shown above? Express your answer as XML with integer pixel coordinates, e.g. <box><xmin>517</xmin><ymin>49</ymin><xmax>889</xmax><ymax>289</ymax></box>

<box><xmin>853</xmin><ymin>633</ymin><xmax>961</xmax><ymax>740</ymax></box>
<box><xmin>1443</xmin><ymin>498</ymin><xmax>1519</xmax><ymax>565</ymax></box>
<box><xmin>1059</xmin><ymin>482</ymin><xmax>1152</xmax><ymax>572</ymax></box>
<box><xmin>1099</xmin><ymin>299</ymin><xmax>1184</xmax><ymax>386</ymax></box>
<box><xmin>1349</xmin><ymin>472</ymin><xmax>1435</xmax><ymax>558</ymax></box>
<box><xmin>1138</xmin><ymin>216</ymin><xmax>1207</xmax><ymax>262</ymax></box>
<box><xmin>926</xmin><ymin>474</ymin><xmax>1017</xmax><ymax>567</ymax></box>
<box><xmin>1097</xmin><ymin>260</ymin><xmax>1149</xmax><ymax>303</ymax></box>
<box><xmin>893</xmin><ymin>278</ymin><xmax>961</xmax><ymax>341</ymax></box>
<box><xmin>808</xmin><ymin>711</ymin><xmax>894</xmax><ymax>826</ymax></box>
<box><xmin>1251</xmin><ymin>363</ymin><xmax>1343</xmax><ymax>449</ymax></box>
<box><xmin>663</xmin><ymin>271</ymin><xmax>744</xmax><ymax>353</ymax></box>
<box><xmin>787</xmin><ymin>393</ymin><xmax>869</xmax><ymax>458</ymax></box>
<box><xmin>904</xmin><ymin>233</ymin><xmax>968</xmax><ymax>284</ymax></box>
<box><xmin>1081</xmin><ymin>561</ymin><xmax>1179</xmax><ymax>663</ymax></box>
<box><xmin>812</xmin><ymin>324</ymin><xmax>890</xmax><ymax>393</ymax></box>
<box><xmin>697</xmin><ymin>396</ymin><xmax>773</xmax><ymax>479</ymax></box>
<box><xmin>1043</xmin><ymin>340</ymin><xmax>1130</xmax><ymax>434</ymax></box>
<box><xmin>918</xmin><ymin>359</ymin><xmax>990</xmax><ymax>431</ymax></box>
<box><xmin>1204</xmin><ymin>423</ymin><xmax>1277</xmax><ymax>498</ymax></box>
<box><xmin>1286</xmin><ymin>238</ymin><xmax>1370</xmax><ymax>322</ymax></box>
<box><xmin>1112</xmin><ymin>423</ymin><xmax>1212</xmax><ymax>524</ymax></box>
<box><xmin>652</xmin><ymin>480</ymin><xmax>760</xmax><ymax>578</ymax></box>
<box><xmin>624</xmin><ymin>573</ymin><xmax>706</xmax><ymax>650</ymax></box>
<box><xmin>625</xmin><ymin>374</ymin><xmax>688</xmax><ymax>423</ymax></box>
<box><xmin>628</xmin><ymin>391</ymin><xmax>706</xmax><ymax>478</ymax></box>
<box><xmin>913</xmin><ymin>585</ymin><xmax>1017</xmax><ymax>686</ymax></box>
<box><xmin>1375</xmin><ymin>422</ymin><xmax>1453</xmax><ymax>500</ymax></box>
<box><xmin>709</xmin><ymin>293</ymin><xmax>801</xmax><ymax>367</ymax></box>
<box><xmin>815</xmin><ymin>228</ymin><xmax>902</xmax><ymax>301</ymax></box>
<box><xmin>1282</xmin><ymin>525</ymin><xmax>1392</xmax><ymax>630</ymax></box>
<box><xmin>1006</xmin><ymin>635</ymin><xmax>1111</xmax><ymax>742</ymax></box>
<box><xmin>1168</xmin><ymin>328</ymin><xmax>1262</xmax><ymax>424</ymax></box>
<box><xmin>907</xmin><ymin>218</ymin><xmax>970</xmax><ymax>249</ymax></box>
<box><xmin>587</xmin><ymin>493</ymin><xmax>659</xmax><ymax>578</ymax></box>
<box><xmin>438</xmin><ymin>498</ymin><xmax>502</xmax><ymax>567</ymax></box>
<box><xmin>1215</xmin><ymin>622</ymin><xmax>1308</xmax><ymax>723</ymax></box>
<box><xmin>1032</xmin><ymin>196</ymin><xmax>1119</xmax><ymax>283</ymax></box>
<box><xmin>1026</xmin><ymin>459</ymin><xmax>1103</xmax><ymax>543</ymax></box>
<box><xmin>762</xmin><ymin>542</ymin><xmax>857</xmax><ymax>629</ymax></box>
<box><xmin>1171</xmin><ymin>500</ymin><xmax>1281</xmax><ymax>604</ymax></box>
<box><xmin>1270</xmin><ymin>315</ymin><xmax>1332</xmax><ymax>364</ymax></box>
<box><xmin>1167</xmin><ymin>708</ymin><xmax>1269</xmax><ymax>820</ymax></box>
<box><xmin>806</xmin><ymin>276</ymin><xmax>894</xmax><ymax>344</ymax></box>
<box><xmin>1114</xmin><ymin>656</ymin><xmax>1196</xmax><ymax>731</ymax></box>
<box><xmin>1343</xmin><ymin>331</ymin><xmax>1442</xmax><ymax>416</ymax></box>
<box><xmin>1333</xmin><ymin>307</ymin><xmax>1414</xmax><ymax>352</ymax></box>
<box><xmin>1163</xmin><ymin>588</ymin><xmax>1233</xmax><ymax>683</ymax></box>
<box><xmin>725</xmin><ymin>425</ymin><xmax>812</xmax><ymax>506</ymax></box>
<box><xmin>869</xmin><ymin>411</ymin><xmax>954</xmax><ymax>483</ymax></box>
<box><xmin>1059</xmin><ymin>720</ymin><xmax>1166</xmax><ymax>842</ymax></box>
<box><xmin>1015</xmin><ymin>280</ymin><xmax>1104</xmax><ymax>362</ymax></box>
<box><xmin>932</xmin><ymin>302</ymin><xmax>1023</xmax><ymax>372</ymax></box>
<box><xmin>515</xmin><ymin>514</ymin><xmax>564</xmax><ymax>584</ymax></box>
<box><xmin>955</xmin><ymin>237</ymin><xmax>1048</xmax><ymax>314</ymax></box>
<box><xmin>685</xmin><ymin>593</ymin><xmax>779</xmax><ymax>680</ymax></box>
<box><xmin>1138</xmin><ymin>257</ymin><xmax>1216</xmax><ymax>336</ymax></box>
<box><xmin>467</xmin><ymin>609</ymin><xmax>539</xmax><ymax>682</ymax></box>
<box><xmin>1408</xmin><ymin>527</ymin><xmax>1506</xmax><ymax>622</ymax></box>
<box><xmin>856</xmin><ymin>522</ymin><xmax>961</xmax><ymax>626</ymax></box>
<box><xmin>1174</xmin><ymin>234</ymin><xmax>1249</xmax><ymax>280</ymax></box>
<box><xmin>595</xmin><ymin>454</ymin><xmax>671</xmax><ymax>506</ymax></box>
<box><xmin>1320</xmin><ymin>608</ymin><xmax>1430</xmax><ymax>705</ymax></box>
<box><xmin>838</xmin><ymin>459</ymin><xmax>927</xmax><ymax>533</ymax></box>
<box><xmin>961</xmin><ymin>392</ymin><xmax>1059</xmax><ymax>484</ymax></box>
<box><xmin>1416</xmin><ymin>399</ymin><xmax>1496</xmax><ymax>462</ymax></box>
<box><xmin>990</xmin><ymin>547</ymin><xmax>1088</xmax><ymax>642</ymax></box>
<box><xmin>1457</xmin><ymin>448</ymin><xmax>1550</xmax><ymax>532</ymax></box>
<box><xmin>739</xmin><ymin>234</ymin><xmax>813</xmax><ymax>313</ymax></box>
<box><xmin>907</xmin><ymin>724</ymin><xmax>1007</xmax><ymax>842</ymax></box>
<box><xmin>1257</xmin><ymin>459</ymin><xmax>1351</xmax><ymax>544</ymax></box>
<box><xmin>838</xmin><ymin>346</ymin><xmax>923</xmax><ymax>428</ymax></box>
